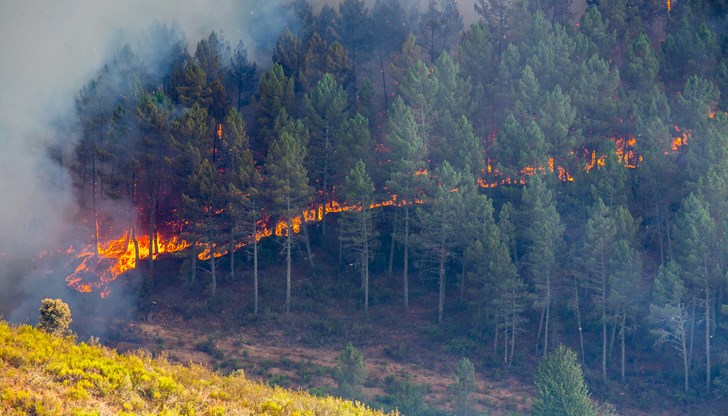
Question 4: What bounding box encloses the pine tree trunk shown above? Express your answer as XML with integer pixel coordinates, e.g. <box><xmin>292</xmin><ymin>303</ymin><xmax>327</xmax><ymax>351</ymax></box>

<box><xmin>544</xmin><ymin>270</ymin><xmax>551</xmax><ymax>358</ymax></box>
<box><xmin>602</xmin><ymin>307</ymin><xmax>607</xmax><ymax>382</ymax></box>
<box><xmin>689</xmin><ymin>297</ymin><xmax>696</xmax><ymax>368</ymax></box>
<box><xmin>388</xmin><ymin>209</ymin><xmax>397</xmax><ymax>278</ymax></box>
<box><xmin>303</xmin><ymin>219</ymin><xmax>316</xmax><ymax>277</ymax></box>
<box><xmin>322</xmin><ymin>147</ymin><xmax>329</xmax><ymax>243</ymax></box>
<box><xmin>230</xmin><ymin>233</ymin><xmax>236</xmax><ymax>282</ymax></box>
<box><xmin>705</xmin><ymin>280</ymin><xmax>711</xmax><ymax>393</ymax></box>
<box><xmin>253</xmin><ymin>216</ymin><xmax>259</xmax><ymax>315</ymax></box>
<box><xmin>403</xmin><ymin>206</ymin><xmax>410</xmax><ymax>309</ymax></box>
<box><xmin>286</xmin><ymin>222</ymin><xmax>292</xmax><ymax>314</ymax></box>
<box><xmin>148</xmin><ymin>184</ymin><xmax>156</xmax><ymax>270</ymax></box>
<box><xmin>494</xmin><ymin>306</ymin><xmax>500</xmax><ymax>354</ymax></box>
<box><xmin>536</xmin><ymin>302</ymin><xmax>545</xmax><ymax>354</ymax></box>
<box><xmin>503</xmin><ymin>320</ymin><xmax>509</xmax><ymax>364</ymax></box>
<box><xmin>438</xmin><ymin>245</ymin><xmax>446</xmax><ymax>324</ymax></box>
<box><xmin>286</xmin><ymin>210</ymin><xmax>292</xmax><ymax>314</ymax></box>
<box><xmin>682</xmin><ymin>312</ymin><xmax>689</xmax><ymax>392</ymax></box>
<box><xmin>601</xmin><ymin>253</ymin><xmax>608</xmax><ymax>382</ymax></box>
<box><xmin>363</xmin><ymin>211</ymin><xmax>369</xmax><ymax>313</ymax></box>
<box><xmin>574</xmin><ymin>277</ymin><xmax>586</xmax><ymax>367</ymax></box>
<box><xmin>92</xmin><ymin>151</ymin><xmax>99</xmax><ymax>255</ymax></box>
<box><xmin>132</xmin><ymin>222</ymin><xmax>140</xmax><ymax>265</ymax></box>
<box><xmin>210</xmin><ymin>243</ymin><xmax>217</xmax><ymax>299</ymax></box>
<box><xmin>509</xmin><ymin>293</ymin><xmax>517</xmax><ymax>368</ymax></box>
<box><xmin>379</xmin><ymin>53</ymin><xmax>388</xmax><ymax>110</ymax></box>
<box><xmin>620</xmin><ymin>310</ymin><xmax>626</xmax><ymax>383</ymax></box>
<box><xmin>153</xmin><ymin>181</ymin><xmax>161</xmax><ymax>257</ymax></box>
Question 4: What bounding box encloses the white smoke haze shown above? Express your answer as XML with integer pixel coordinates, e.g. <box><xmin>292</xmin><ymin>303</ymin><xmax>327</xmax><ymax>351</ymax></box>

<box><xmin>0</xmin><ymin>0</ymin><xmax>296</xmax><ymax>321</ymax></box>
<box><xmin>0</xmin><ymin>0</ymin><xmax>485</xmax><ymax>322</ymax></box>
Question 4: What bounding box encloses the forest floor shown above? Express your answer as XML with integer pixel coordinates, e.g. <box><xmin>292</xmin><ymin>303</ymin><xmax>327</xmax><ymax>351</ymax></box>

<box><xmin>68</xmin><ymin>251</ymin><xmax>724</xmax><ymax>416</ymax></box>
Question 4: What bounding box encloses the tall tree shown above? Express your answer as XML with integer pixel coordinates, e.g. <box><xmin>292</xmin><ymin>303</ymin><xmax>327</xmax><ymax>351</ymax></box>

<box><xmin>338</xmin><ymin>160</ymin><xmax>378</xmax><ymax>313</ymax></box>
<box><xmin>255</xmin><ymin>63</ymin><xmax>296</xmax><ymax>151</ymax></box>
<box><xmin>370</xmin><ymin>0</ymin><xmax>410</xmax><ymax>109</ymax></box>
<box><xmin>384</xmin><ymin>97</ymin><xmax>427</xmax><ymax>309</ymax></box>
<box><xmin>650</xmin><ymin>262</ymin><xmax>690</xmax><ymax>392</ymax></box>
<box><xmin>303</xmin><ymin>73</ymin><xmax>348</xmax><ymax>240</ymax></box>
<box><xmin>229</xmin><ymin>40</ymin><xmax>257</xmax><ymax>110</ymax></box>
<box><xmin>521</xmin><ymin>174</ymin><xmax>564</xmax><ymax>356</ymax></box>
<box><xmin>219</xmin><ymin>109</ymin><xmax>259</xmax><ymax>293</ymax></box>
<box><xmin>475</xmin><ymin>0</ymin><xmax>515</xmax><ymax>54</ymax></box>
<box><xmin>415</xmin><ymin>161</ymin><xmax>463</xmax><ymax>323</ymax></box>
<box><xmin>672</xmin><ymin>193</ymin><xmax>718</xmax><ymax>392</ymax></box>
<box><xmin>339</xmin><ymin>0</ymin><xmax>371</xmax><ymax>77</ymax></box>
<box><xmin>458</xmin><ymin>20</ymin><xmax>496</xmax><ymax>136</ymax></box>
<box><xmin>135</xmin><ymin>91</ymin><xmax>173</xmax><ymax>271</ymax></box>
<box><xmin>265</xmin><ymin>126</ymin><xmax>311</xmax><ymax>314</ymax></box>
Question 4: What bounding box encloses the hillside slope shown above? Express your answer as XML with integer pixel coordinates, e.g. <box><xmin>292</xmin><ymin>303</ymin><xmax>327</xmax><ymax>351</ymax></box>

<box><xmin>0</xmin><ymin>321</ymin><xmax>395</xmax><ymax>415</ymax></box>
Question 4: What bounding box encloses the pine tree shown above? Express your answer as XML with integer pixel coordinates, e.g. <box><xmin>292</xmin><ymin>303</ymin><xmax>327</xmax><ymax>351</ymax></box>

<box><xmin>338</xmin><ymin>160</ymin><xmax>378</xmax><ymax>312</ymax></box>
<box><xmin>334</xmin><ymin>113</ymin><xmax>373</xmax><ymax>177</ymax></box>
<box><xmin>303</xmin><ymin>73</ymin><xmax>347</xmax><ymax>240</ymax></box>
<box><xmin>449</xmin><ymin>357</ymin><xmax>477</xmax><ymax>416</ymax></box>
<box><xmin>384</xmin><ymin>97</ymin><xmax>427</xmax><ymax>309</ymax></box>
<box><xmin>583</xmin><ymin>197</ymin><xmax>617</xmax><ymax>382</ymax></box>
<box><xmin>339</xmin><ymin>0</ymin><xmax>371</xmax><ymax>76</ymax></box>
<box><xmin>650</xmin><ymin>261</ymin><xmax>690</xmax><ymax>392</ymax></box>
<box><xmin>672</xmin><ymin>193</ymin><xmax>717</xmax><ymax>392</ymax></box>
<box><xmin>265</xmin><ymin>126</ymin><xmax>311</xmax><ymax>314</ymax></box>
<box><xmin>458</xmin><ymin>20</ymin><xmax>496</xmax><ymax>135</ymax></box>
<box><xmin>229</xmin><ymin>40</ymin><xmax>257</xmax><ymax>110</ymax></box>
<box><xmin>521</xmin><ymin>174</ymin><xmax>564</xmax><ymax>356</ymax></box>
<box><xmin>533</xmin><ymin>345</ymin><xmax>598</xmax><ymax>416</ymax></box>
<box><xmin>219</xmin><ymin>108</ymin><xmax>261</xmax><ymax>311</ymax></box>
<box><xmin>415</xmin><ymin>161</ymin><xmax>463</xmax><ymax>323</ymax></box>
<box><xmin>256</xmin><ymin>63</ymin><xmax>296</xmax><ymax>151</ymax></box>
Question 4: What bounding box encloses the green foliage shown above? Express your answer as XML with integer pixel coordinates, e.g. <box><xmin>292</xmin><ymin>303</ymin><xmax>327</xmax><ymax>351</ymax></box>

<box><xmin>0</xmin><ymin>321</ymin><xmax>393</xmax><ymax>415</ymax></box>
<box><xmin>449</xmin><ymin>358</ymin><xmax>477</xmax><ymax>416</ymax></box>
<box><xmin>37</xmin><ymin>298</ymin><xmax>72</xmax><ymax>337</ymax></box>
<box><xmin>335</xmin><ymin>343</ymin><xmax>367</xmax><ymax>397</ymax></box>
<box><xmin>532</xmin><ymin>345</ymin><xmax>598</xmax><ymax>416</ymax></box>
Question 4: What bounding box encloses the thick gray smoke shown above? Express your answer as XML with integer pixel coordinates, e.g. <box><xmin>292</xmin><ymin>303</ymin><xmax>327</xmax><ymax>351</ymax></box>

<box><xmin>0</xmin><ymin>0</ymin><xmax>484</xmax><ymax>328</ymax></box>
<box><xmin>0</xmin><ymin>0</ymin><xmax>294</xmax><ymax>324</ymax></box>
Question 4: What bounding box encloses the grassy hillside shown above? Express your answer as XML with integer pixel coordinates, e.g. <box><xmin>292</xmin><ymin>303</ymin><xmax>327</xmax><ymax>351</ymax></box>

<box><xmin>0</xmin><ymin>321</ymin><xmax>395</xmax><ymax>415</ymax></box>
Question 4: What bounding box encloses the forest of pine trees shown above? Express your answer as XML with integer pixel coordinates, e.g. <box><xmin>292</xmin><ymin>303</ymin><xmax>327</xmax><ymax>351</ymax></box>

<box><xmin>65</xmin><ymin>0</ymin><xmax>728</xmax><ymax>400</ymax></box>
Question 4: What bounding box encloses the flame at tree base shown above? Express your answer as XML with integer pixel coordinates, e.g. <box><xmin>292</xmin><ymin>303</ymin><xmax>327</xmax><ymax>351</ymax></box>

<box><xmin>65</xmin><ymin>233</ymin><xmax>190</xmax><ymax>297</ymax></box>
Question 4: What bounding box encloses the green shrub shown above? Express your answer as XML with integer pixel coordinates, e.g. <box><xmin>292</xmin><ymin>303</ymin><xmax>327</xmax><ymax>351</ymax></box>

<box><xmin>335</xmin><ymin>343</ymin><xmax>367</xmax><ymax>398</ymax></box>
<box><xmin>38</xmin><ymin>298</ymin><xmax>72</xmax><ymax>336</ymax></box>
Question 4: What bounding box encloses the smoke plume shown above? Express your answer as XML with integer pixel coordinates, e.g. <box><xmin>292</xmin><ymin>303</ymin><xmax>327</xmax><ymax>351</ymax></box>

<box><xmin>0</xmin><ymin>0</ymin><xmax>294</xmax><ymax>323</ymax></box>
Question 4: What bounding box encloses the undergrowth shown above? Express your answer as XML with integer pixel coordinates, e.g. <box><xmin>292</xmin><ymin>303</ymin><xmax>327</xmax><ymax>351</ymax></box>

<box><xmin>0</xmin><ymin>320</ymin><xmax>395</xmax><ymax>415</ymax></box>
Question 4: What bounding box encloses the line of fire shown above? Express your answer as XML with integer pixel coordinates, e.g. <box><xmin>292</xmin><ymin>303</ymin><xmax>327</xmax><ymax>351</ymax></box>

<box><xmin>65</xmin><ymin>120</ymin><xmax>694</xmax><ymax>298</ymax></box>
